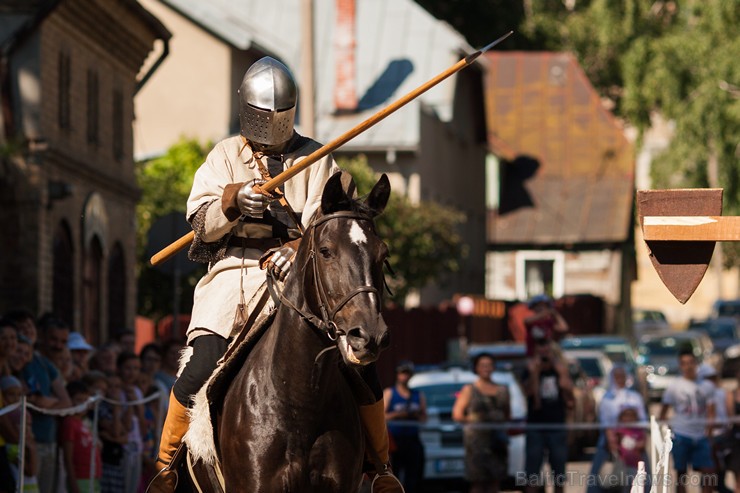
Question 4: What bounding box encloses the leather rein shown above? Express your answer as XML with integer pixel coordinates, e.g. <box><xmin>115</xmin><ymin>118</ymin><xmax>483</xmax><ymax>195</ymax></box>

<box><xmin>275</xmin><ymin>210</ymin><xmax>383</xmax><ymax>342</ymax></box>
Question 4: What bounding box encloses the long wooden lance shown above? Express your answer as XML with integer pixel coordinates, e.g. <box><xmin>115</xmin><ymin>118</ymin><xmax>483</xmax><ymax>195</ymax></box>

<box><xmin>150</xmin><ymin>31</ymin><xmax>514</xmax><ymax>266</ymax></box>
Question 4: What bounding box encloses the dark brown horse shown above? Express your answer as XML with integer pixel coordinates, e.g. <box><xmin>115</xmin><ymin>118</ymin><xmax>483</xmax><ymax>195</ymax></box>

<box><xmin>210</xmin><ymin>172</ymin><xmax>392</xmax><ymax>492</ymax></box>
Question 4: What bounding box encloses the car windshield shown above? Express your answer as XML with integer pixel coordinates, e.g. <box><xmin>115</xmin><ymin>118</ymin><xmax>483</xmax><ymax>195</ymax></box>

<box><xmin>574</xmin><ymin>357</ymin><xmax>603</xmax><ymax>377</ymax></box>
<box><xmin>561</xmin><ymin>340</ymin><xmax>633</xmax><ymax>364</ymax></box>
<box><xmin>639</xmin><ymin>337</ymin><xmax>694</xmax><ymax>356</ymax></box>
<box><xmin>603</xmin><ymin>349</ymin><xmax>629</xmax><ymax>363</ymax></box>
<box><xmin>414</xmin><ymin>383</ymin><xmax>464</xmax><ymax>409</ymax></box>
<box><xmin>703</xmin><ymin>322</ymin><xmax>736</xmax><ymax>339</ymax></box>
<box><xmin>716</xmin><ymin>303</ymin><xmax>740</xmax><ymax>318</ymax></box>
<box><xmin>634</xmin><ymin>310</ymin><xmax>667</xmax><ymax>323</ymax></box>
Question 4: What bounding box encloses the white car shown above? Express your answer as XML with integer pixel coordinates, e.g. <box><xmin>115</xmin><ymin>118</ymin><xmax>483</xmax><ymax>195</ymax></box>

<box><xmin>408</xmin><ymin>368</ymin><xmax>527</xmax><ymax>487</ymax></box>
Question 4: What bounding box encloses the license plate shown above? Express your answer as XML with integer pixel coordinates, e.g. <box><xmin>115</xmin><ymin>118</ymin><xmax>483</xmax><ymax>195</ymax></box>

<box><xmin>435</xmin><ymin>458</ymin><xmax>464</xmax><ymax>473</ymax></box>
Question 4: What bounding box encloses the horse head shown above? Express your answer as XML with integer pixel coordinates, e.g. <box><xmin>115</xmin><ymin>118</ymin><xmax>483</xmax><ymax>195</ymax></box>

<box><xmin>286</xmin><ymin>171</ymin><xmax>391</xmax><ymax>367</ymax></box>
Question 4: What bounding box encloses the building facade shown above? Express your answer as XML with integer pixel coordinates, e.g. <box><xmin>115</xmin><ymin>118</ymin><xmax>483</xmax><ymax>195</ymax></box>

<box><xmin>484</xmin><ymin>52</ymin><xmax>636</xmax><ymax>334</ymax></box>
<box><xmin>0</xmin><ymin>0</ymin><xmax>169</xmax><ymax>344</ymax></box>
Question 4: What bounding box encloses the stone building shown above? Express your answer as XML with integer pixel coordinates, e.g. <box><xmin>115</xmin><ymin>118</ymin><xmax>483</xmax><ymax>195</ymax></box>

<box><xmin>0</xmin><ymin>0</ymin><xmax>169</xmax><ymax>344</ymax></box>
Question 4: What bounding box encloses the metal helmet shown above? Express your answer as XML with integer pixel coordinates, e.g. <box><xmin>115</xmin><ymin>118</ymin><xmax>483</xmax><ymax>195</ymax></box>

<box><xmin>238</xmin><ymin>57</ymin><xmax>297</xmax><ymax>146</ymax></box>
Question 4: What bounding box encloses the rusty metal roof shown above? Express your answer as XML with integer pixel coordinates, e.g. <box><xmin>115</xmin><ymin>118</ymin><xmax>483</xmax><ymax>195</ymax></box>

<box><xmin>485</xmin><ymin>52</ymin><xmax>634</xmax><ymax>246</ymax></box>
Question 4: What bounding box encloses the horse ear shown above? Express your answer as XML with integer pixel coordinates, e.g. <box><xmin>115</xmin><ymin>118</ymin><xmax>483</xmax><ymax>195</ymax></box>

<box><xmin>321</xmin><ymin>171</ymin><xmax>351</xmax><ymax>214</ymax></box>
<box><xmin>365</xmin><ymin>174</ymin><xmax>391</xmax><ymax>216</ymax></box>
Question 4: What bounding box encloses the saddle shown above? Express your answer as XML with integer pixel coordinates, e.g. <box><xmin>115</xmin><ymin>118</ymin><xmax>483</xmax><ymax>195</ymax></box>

<box><xmin>182</xmin><ymin>285</ymin><xmax>276</xmax><ymax>467</ymax></box>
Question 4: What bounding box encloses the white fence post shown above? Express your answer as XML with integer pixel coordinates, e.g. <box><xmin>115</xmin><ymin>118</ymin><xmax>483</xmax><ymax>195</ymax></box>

<box><xmin>649</xmin><ymin>415</ymin><xmax>673</xmax><ymax>493</ymax></box>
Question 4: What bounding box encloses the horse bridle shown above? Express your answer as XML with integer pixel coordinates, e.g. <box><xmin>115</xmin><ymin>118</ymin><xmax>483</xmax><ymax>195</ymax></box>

<box><xmin>277</xmin><ymin>210</ymin><xmax>384</xmax><ymax>342</ymax></box>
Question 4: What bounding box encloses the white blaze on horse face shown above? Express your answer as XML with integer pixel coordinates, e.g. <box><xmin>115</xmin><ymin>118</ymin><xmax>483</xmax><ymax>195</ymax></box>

<box><xmin>349</xmin><ymin>220</ymin><xmax>367</xmax><ymax>245</ymax></box>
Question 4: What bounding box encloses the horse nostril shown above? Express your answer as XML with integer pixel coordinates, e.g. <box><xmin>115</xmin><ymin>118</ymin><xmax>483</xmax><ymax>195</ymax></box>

<box><xmin>378</xmin><ymin>330</ymin><xmax>390</xmax><ymax>350</ymax></box>
<box><xmin>346</xmin><ymin>327</ymin><xmax>369</xmax><ymax>350</ymax></box>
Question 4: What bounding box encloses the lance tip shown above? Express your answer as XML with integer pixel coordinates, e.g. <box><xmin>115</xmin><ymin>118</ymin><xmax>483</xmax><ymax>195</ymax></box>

<box><xmin>465</xmin><ymin>31</ymin><xmax>514</xmax><ymax>63</ymax></box>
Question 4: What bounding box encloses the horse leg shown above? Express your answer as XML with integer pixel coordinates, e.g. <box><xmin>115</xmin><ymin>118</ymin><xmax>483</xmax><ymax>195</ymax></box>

<box><xmin>309</xmin><ymin>431</ymin><xmax>364</xmax><ymax>493</ymax></box>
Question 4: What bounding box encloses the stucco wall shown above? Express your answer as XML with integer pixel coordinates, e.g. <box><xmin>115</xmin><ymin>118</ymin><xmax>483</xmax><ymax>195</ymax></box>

<box><xmin>134</xmin><ymin>0</ymin><xmax>233</xmax><ymax>159</ymax></box>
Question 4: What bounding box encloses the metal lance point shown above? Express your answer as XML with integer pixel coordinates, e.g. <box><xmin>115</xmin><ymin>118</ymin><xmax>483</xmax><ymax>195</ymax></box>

<box><xmin>465</xmin><ymin>31</ymin><xmax>514</xmax><ymax>63</ymax></box>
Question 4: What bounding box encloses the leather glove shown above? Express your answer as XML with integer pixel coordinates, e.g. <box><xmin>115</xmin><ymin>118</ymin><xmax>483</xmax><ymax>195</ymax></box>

<box><xmin>237</xmin><ymin>179</ymin><xmax>270</xmax><ymax>218</ymax></box>
<box><xmin>268</xmin><ymin>245</ymin><xmax>297</xmax><ymax>282</ymax></box>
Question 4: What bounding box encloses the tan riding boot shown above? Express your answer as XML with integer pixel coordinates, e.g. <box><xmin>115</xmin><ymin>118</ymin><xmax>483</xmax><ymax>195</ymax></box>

<box><xmin>359</xmin><ymin>400</ymin><xmax>406</xmax><ymax>493</ymax></box>
<box><xmin>146</xmin><ymin>392</ymin><xmax>190</xmax><ymax>493</ymax></box>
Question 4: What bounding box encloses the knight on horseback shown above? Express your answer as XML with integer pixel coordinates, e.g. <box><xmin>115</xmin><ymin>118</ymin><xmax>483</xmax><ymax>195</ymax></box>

<box><xmin>147</xmin><ymin>56</ymin><xmax>404</xmax><ymax>493</ymax></box>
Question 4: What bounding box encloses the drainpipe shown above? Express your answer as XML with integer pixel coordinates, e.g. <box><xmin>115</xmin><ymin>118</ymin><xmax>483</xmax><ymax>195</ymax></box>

<box><xmin>334</xmin><ymin>0</ymin><xmax>357</xmax><ymax>113</ymax></box>
<box><xmin>135</xmin><ymin>38</ymin><xmax>169</xmax><ymax>95</ymax></box>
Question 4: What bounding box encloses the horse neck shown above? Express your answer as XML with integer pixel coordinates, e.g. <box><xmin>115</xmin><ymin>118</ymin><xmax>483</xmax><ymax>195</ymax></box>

<box><xmin>262</xmin><ymin>272</ymin><xmax>340</xmax><ymax>386</ymax></box>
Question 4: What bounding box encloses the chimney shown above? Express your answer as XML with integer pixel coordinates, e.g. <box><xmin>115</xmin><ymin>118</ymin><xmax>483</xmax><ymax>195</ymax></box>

<box><xmin>334</xmin><ymin>0</ymin><xmax>357</xmax><ymax>113</ymax></box>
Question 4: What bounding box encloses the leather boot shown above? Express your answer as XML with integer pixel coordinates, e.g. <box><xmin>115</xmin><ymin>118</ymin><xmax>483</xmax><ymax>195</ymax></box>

<box><xmin>359</xmin><ymin>400</ymin><xmax>406</xmax><ymax>493</ymax></box>
<box><xmin>146</xmin><ymin>392</ymin><xmax>190</xmax><ymax>493</ymax></box>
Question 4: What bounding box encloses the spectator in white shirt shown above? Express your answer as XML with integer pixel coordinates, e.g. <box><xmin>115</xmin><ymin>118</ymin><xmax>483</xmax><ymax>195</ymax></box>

<box><xmin>659</xmin><ymin>348</ymin><xmax>716</xmax><ymax>493</ymax></box>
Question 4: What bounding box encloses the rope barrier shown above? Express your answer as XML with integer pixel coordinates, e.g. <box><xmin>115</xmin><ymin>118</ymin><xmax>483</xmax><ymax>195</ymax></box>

<box><xmin>3</xmin><ymin>390</ymin><xmax>166</xmax><ymax>493</ymax></box>
<box><xmin>0</xmin><ymin>401</ymin><xmax>22</xmax><ymax>418</ymax></box>
<box><xmin>388</xmin><ymin>414</ymin><xmax>740</xmax><ymax>432</ymax></box>
<box><xmin>1</xmin><ymin>390</ymin><xmax>736</xmax><ymax>492</ymax></box>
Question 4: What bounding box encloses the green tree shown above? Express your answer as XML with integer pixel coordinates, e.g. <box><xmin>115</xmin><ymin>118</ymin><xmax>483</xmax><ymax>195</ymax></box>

<box><xmin>339</xmin><ymin>155</ymin><xmax>467</xmax><ymax>304</ymax></box>
<box><xmin>136</xmin><ymin>138</ymin><xmax>210</xmax><ymax>319</ymax></box>
<box><xmin>620</xmin><ymin>1</ymin><xmax>740</xmax><ymax>264</ymax></box>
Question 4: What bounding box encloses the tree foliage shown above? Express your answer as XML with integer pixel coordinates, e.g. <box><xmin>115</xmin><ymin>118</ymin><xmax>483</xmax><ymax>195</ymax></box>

<box><xmin>135</xmin><ymin>138</ymin><xmax>210</xmax><ymax>319</ymax></box>
<box><xmin>339</xmin><ymin>156</ymin><xmax>466</xmax><ymax>304</ymax></box>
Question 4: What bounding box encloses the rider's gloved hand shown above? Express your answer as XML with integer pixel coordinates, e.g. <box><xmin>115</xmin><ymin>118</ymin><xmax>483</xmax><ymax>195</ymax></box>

<box><xmin>259</xmin><ymin>238</ymin><xmax>301</xmax><ymax>282</ymax></box>
<box><xmin>237</xmin><ymin>179</ymin><xmax>270</xmax><ymax>218</ymax></box>
<box><xmin>268</xmin><ymin>245</ymin><xmax>297</xmax><ymax>282</ymax></box>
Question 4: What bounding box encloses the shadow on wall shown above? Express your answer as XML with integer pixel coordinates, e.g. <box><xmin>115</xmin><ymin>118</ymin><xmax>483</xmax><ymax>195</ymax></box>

<box><xmin>357</xmin><ymin>59</ymin><xmax>414</xmax><ymax>111</ymax></box>
<box><xmin>498</xmin><ymin>155</ymin><xmax>539</xmax><ymax>214</ymax></box>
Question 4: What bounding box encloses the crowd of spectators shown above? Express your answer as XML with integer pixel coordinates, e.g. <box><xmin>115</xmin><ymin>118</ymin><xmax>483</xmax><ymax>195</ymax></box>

<box><xmin>0</xmin><ymin>309</ymin><xmax>185</xmax><ymax>493</ymax></box>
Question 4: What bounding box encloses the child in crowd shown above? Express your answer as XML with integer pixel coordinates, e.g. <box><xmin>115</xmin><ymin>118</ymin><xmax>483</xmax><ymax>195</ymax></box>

<box><xmin>607</xmin><ymin>406</ymin><xmax>647</xmax><ymax>491</ymax></box>
<box><xmin>524</xmin><ymin>295</ymin><xmax>569</xmax><ymax>409</ymax></box>
<box><xmin>82</xmin><ymin>371</ymin><xmax>108</xmax><ymax>398</ymax></box>
<box><xmin>99</xmin><ymin>375</ymin><xmax>129</xmax><ymax>493</ymax></box>
<box><xmin>117</xmin><ymin>352</ymin><xmax>144</xmax><ymax>493</ymax></box>
<box><xmin>1</xmin><ymin>375</ymin><xmax>38</xmax><ymax>493</ymax></box>
<box><xmin>61</xmin><ymin>381</ymin><xmax>101</xmax><ymax>493</ymax></box>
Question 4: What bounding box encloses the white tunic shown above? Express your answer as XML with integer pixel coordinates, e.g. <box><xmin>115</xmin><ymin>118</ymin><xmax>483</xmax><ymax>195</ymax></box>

<box><xmin>185</xmin><ymin>135</ymin><xmax>339</xmax><ymax>342</ymax></box>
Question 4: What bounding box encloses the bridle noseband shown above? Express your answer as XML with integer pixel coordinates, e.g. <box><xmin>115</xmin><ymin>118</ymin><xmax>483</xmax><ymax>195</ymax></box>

<box><xmin>277</xmin><ymin>210</ymin><xmax>383</xmax><ymax>342</ymax></box>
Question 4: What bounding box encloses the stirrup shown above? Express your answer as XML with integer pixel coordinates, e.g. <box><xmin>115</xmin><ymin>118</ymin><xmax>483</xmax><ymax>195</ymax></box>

<box><xmin>146</xmin><ymin>443</ymin><xmax>187</xmax><ymax>492</ymax></box>
<box><xmin>369</xmin><ymin>464</ymin><xmax>406</xmax><ymax>493</ymax></box>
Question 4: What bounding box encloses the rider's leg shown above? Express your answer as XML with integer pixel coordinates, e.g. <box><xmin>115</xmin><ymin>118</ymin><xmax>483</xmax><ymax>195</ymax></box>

<box><xmin>358</xmin><ymin>364</ymin><xmax>406</xmax><ymax>493</ymax></box>
<box><xmin>147</xmin><ymin>335</ymin><xmax>229</xmax><ymax>493</ymax></box>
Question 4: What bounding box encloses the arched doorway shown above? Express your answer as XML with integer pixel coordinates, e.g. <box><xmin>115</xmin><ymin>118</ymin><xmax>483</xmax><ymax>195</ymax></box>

<box><xmin>52</xmin><ymin>220</ymin><xmax>75</xmax><ymax>326</ymax></box>
<box><xmin>108</xmin><ymin>243</ymin><xmax>126</xmax><ymax>339</ymax></box>
<box><xmin>82</xmin><ymin>235</ymin><xmax>103</xmax><ymax>345</ymax></box>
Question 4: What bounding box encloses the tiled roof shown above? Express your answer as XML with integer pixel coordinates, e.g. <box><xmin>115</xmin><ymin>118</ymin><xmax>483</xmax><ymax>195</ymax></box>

<box><xmin>485</xmin><ymin>52</ymin><xmax>634</xmax><ymax>246</ymax></box>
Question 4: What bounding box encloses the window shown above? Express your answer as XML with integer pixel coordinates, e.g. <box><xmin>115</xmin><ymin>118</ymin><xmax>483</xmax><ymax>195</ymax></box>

<box><xmin>87</xmin><ymin>69</ymin><xmax>99</xmax><ymax>144</ymax></box>
<box><xmin>515</xmin><ymin>251</ymin><xmax>564</xmax><ymax>301</ymax></box>
<box><xmin>112</xmin><ymin>88</ymin><xmax>123</xmax><ymax>160</ymax></box>
<box><xmin>58</xmin><ymin>51</ymin><xmax>71</xmax><ymax>129</ymax></box>
<box><xmin>108</xmin><ymin>243</ymin><xmax>126</xmax><ymax>340</ymax></box>
<box><xmin>82</xmin><ymin>235</ymin><xmax>103</xmax><ymax>345</ymax></box>
<box><xmin>52</xmin><ymin>221</ymin><xmax>74</xmax><ymax>325</ymax></box>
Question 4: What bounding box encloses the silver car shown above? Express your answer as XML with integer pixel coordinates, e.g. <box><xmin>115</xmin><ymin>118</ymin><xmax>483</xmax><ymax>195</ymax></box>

<box><xmin>408</xmin><ymin>368</ymin><xmax>527</xmax><ymax>487</ymax></box>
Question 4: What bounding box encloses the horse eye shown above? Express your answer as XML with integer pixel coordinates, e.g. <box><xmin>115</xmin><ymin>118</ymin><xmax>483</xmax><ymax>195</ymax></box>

<box><xmin>318</xmin><ymin>246</ymin><xmax>332</xmax><ymax>258</ymax></box>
